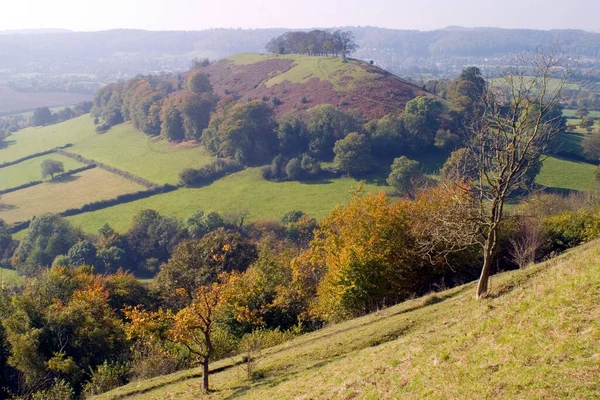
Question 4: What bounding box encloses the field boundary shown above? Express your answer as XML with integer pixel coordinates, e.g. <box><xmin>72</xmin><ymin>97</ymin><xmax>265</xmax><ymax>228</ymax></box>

<box><xmin>0</xmin><ymin>164</ymin><xmax>96</xmax><ymax>195</ymax></box>
<box><xmin>0</xmin><ymin>145</ymin><xmax>73</xmax><ymax>169</ymax></box>
<box><xmin>56</xmin><ymin>148</ymin><xmax>161</xmax><ymax>189</ymax></box>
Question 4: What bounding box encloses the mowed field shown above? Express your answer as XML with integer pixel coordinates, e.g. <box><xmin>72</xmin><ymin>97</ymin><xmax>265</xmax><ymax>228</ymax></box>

<box><xmin>0</xmin><ymin>115</ymin><xmax>96</xmax><ymax>163</ymax></box>
<box><xmin>537</xmin><ymin>155</ymin><xmax>599</xmax><ymax>192</ymax></box>
<box><xmin>0</xmin><ymin>153</ymin><xmax>84</xmax><ymax>190</ymax></box>
<box><xmin>66</xmin><ymin>168</ymin><xmax>386</xmax><ymax>233</ymax></box>
<box><xmin>69</xmin><ymin>122</ymin><xmax>215</xmax><ymax>185</ymax></box>
<box><xmin>0</xmin><ymin>168</ymin><xmax>144</xmax><ymax>224</ymax></box>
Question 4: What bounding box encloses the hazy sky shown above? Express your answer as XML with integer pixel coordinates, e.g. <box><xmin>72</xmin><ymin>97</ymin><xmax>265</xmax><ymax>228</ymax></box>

<box><xmin>1</xmin><ymin>0</ymin><xmax>598</xmax><ymax>32</ymax></box>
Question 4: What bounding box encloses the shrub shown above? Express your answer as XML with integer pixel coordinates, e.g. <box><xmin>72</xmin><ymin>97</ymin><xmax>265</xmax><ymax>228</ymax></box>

<box><xmin>83</xmin><ymin>362</ymin><xmax>129</xmax><ymax>397</ymax></box>
<box><xmin>30</xmin><ymin>379</ymin><xmax>74</xmax><ymax>400</ymax></box>
<box><xmin>178</xmin><ymin>159</ymin><xmax>242</xmax><ymax>187</ymax></box>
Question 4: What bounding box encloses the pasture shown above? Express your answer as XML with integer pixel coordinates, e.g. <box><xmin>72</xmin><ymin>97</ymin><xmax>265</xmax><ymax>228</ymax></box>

<box><xmin>66</xmin><ymin>168</ymin><xmax>386</xmax><ymax>233</ymax></box>
<box><xmin>0</xmin><ymin>153</ymin><xmax>84</xmax><ymax>190</ymax></box>
<box><xmin>69</xmin><ymin>122</ymin><xmax>214</xmax><ymax>184</ymax></box>
<box><xmin>0</xmin><ymin>85</ymin><xmax>91</xmax><ymax>114</ymax></box>
<box><xmin>0</xmin><ymin>115</ymin><xmax>96</xmax><ymax>164</ymax></box>
<box><xmin>0</xmin><ymin>168</ymin><xmax>144</xmax><ymax>224</ymax></box>
<box><xmin>537</xmin><ymin>155</ymin><xmax>598</xmax><ymax>192</ymax></box>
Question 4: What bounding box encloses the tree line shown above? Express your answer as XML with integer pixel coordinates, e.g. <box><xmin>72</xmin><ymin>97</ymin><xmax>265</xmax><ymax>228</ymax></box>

<box><xmin>265</xmin><ymin>30</ymin><xmax>358</xmax><ymax>59</ymax></box>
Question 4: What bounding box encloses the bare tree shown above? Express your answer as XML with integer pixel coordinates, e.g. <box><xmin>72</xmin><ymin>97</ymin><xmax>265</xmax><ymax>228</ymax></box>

<box><xmin>462</xmin><ymin>45</ymin><xmax>569</xmax><ymax>298</ymax></box>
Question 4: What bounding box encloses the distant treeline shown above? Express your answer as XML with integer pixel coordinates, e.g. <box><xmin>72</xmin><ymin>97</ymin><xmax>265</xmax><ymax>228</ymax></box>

<box><xmin>266</xmin><ymin>30</ymin><xmax>358</xmax><ymax>58</ymax></box>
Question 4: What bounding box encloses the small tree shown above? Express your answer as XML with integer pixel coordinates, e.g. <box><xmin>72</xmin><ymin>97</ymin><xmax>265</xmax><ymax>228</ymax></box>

<box><xmin>457</xmin><ymin>46</ymin><xmax>569</xmax><ymax>299</ymax></box>
<box><xmin>333</xmin><ymin>132</ymin><xmax>372</xmax><ymax>175</ymax></box>
<box><xmin>40</xmin><ymin>159</ymin><xmax>65</xmax><ymax>179</ymax></box>
<box><xmin>32</xmin><ymin>107</ymin><xmax>53</xmax><ymax>126</ymax></box>
<box><xmin>582</xmin><ymin>133</ymin><xmax>600</xmax><ymax>162</ymax></box>
<box><xmin>387</xmin><ymin>156</ymin><xmax>422</xmax><ymax>198</ymax></box>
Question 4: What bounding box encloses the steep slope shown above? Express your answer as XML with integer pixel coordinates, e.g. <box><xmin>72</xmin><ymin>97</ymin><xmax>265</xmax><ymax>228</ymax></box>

<box><xmin>200</xmin><ymin>53</ymin><xmax>429</xmax><ymax>120</ymax></box>
<box><xmin>95</xmin><ymin>241</ymin><xmax>600</xmax><ymax>399</ymax></box>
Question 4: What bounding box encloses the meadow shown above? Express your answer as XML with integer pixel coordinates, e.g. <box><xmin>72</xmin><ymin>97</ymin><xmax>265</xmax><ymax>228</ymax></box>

<box><xmin>0</xmin><ymin>267</ymin><xmax>24</xmax><ymax>288</ymax></box>
<box><xmin>0</xmin><ymin>153</ymin><xmax>84</xmax><ymax>190</ymax></box>
<box><xmin>69</xmin><ymin>122</ymin><xmax>215</xmax><ymax>184</ymax></box>
<box><xmin>0</xmin><ymin>115</ymin><xmax>96</xmax><ymax>163</ymax></box>
<box><xmin>0</xmin><ymin>168</ymin><xmax>144</xmax><ymax>224</ymax></box>
<box><xmin>537</xmin><ymin>155</ymin><xmax>599</xmax><ymax>192</ymax></box>
<box><xmin>93</xmin><ymin>239</ymin><xmax>600</xmax><ymax>400</ymax></box>
<box><xmin>227</xmin><ymin>53</ymin><xmax>370</xmax><ymax>90</ymax></box>
<box><xmin>66</xmin><ymin>168</ymin><xmax>386</xmax><ymax>233</ymax></box>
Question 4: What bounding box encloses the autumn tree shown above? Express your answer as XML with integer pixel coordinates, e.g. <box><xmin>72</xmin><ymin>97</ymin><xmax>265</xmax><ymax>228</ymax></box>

<box><xmin>41</xmin><ymin>159</ymin><xmax>64</xmax><ymax>179</ymax></box>
<box><xmin>455</xmin><ymin>47</ymin><xmax>569</xmax><ymax>299</ymax></box>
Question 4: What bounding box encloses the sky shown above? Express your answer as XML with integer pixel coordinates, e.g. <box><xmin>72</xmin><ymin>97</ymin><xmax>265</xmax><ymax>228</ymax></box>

<box><xmin>0</xmin><ymin>0</ymin><xmax>598</xmax><ymax>33</ymax></box>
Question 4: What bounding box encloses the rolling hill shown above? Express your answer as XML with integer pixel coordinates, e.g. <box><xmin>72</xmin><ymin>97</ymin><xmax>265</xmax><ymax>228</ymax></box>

<box><xmin>93</xmin><ymin>239</ymin><xmax>600</xmax><ymax>399</ymax></box>
<box><xmin>201</xmin><ymin>54</ymin><xmax>428</xmax><ymax>120</ymax></box>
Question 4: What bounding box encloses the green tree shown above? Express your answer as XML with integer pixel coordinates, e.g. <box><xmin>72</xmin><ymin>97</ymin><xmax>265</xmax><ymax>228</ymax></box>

<box><xmin>31</xmin><ymin>107</ymin><xmax>53</xmax><ymax>126</ymax></box>
<box><xmin>206</xmin><ymin>101</ymin><xmax>278</xmax><ymax>165</ymax></box>
<box><xmin>582</xmin><ymin>133</ymin><xmax>600</xmax><ymax>162</ymax></box>
<box><xmin>305</xmin><ymin>105</ymin><xmax>361</xmax><ymax>160</ymax></box>
<box><xmin>581</xmin><ymin>116</ymin><xmax>595</xmax><ymax>133</ymax></box>
<box><xmin>41</xmin><ymin>159</ymin><xmax>64</xmax><ymax>179</ymax></box>
<box><xmin>285</xmin><ymin>158</ymin><xmax>303</xmax><ymax>180</ymax></box>
<box><xmin>12</xmin><ymin>214</ymin><xmax>79</xmax><ymax>276</ymax></box>
<box><xmin>277</xmin><ymin>114</ymin><xmax>308</xmax><ymax>157</ymax></box>
<box><xmin>67</xmin><ymin>240</ymin><xmax>98</xmax><ymax>267</ymax></box>
<box><xmin>188</xmin><ymin>71</ymin><xmax>212</xmax><ymax>94</ymax></box>
<box><xmin>333</xmin><ymin>132</ymin><xmax>373</xmax><ymax>175</ymax></box>
<box><xmin>387</xmin><ymin>156</ymin><xmax>421</xmax><ymax>198</ymax></box>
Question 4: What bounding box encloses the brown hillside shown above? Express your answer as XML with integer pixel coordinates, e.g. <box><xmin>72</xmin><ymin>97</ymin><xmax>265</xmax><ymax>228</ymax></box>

<box><xmin>195</xmin><ymin>53</ymin><xmax>429</xmax><ymax>120</ymax></box>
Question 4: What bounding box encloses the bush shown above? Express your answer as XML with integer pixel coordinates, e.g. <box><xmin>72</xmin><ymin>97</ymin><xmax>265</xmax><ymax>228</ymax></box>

<box><xmin>30</xmin><ymin>379</ymin><xmax>74</xmax><ymax>400</ymax></box>
<box><xmin>82</xmin><ymin>362</ymin><xmax>129</xmax><ymax>397</ymax></box>
<box><xmin>178</xmin><ymin>159</ymin><xmax>242</xmax><ymax>187</ymax></box>
<box><xmin>95</xmin><ymin>123</ymin><xmax>111</xmax><ymax>133</ymax></box>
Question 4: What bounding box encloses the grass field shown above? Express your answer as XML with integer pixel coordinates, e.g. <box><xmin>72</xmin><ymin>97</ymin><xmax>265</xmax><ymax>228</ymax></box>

<box><xmin>0</xmin><ymin>153</ymin><xmax>84</xmax><ymax>190</ymax></box>
<box><xmin>537</xmin><ymin>155</ymin><xmax>598</xmax><ymax>192</ymax></box>
<box><xmin>69</xmin><ymin>122</ymin><xmax>214</xmax><ymax>184</ymax></box>
<box><xmin>0</xmin><ymin>168</ymin><xmax>144</xmax><ymax>224</ymax></box>
<box><xmin>66</xmin><ymin>168</ymin><xmax>386</xmax><ymax>234</ymax></box>
<box><xmin>0</xmin><ymin>115</ymin><xmax>96</xmax><ymax>164</ymax></box>
<box><xmin>563</xmin><ymin>109</ymin><xmax>600</xmax><ymax>119</ymax></box>
<box><xmin>0</xmin><ymin>267</ymin><xmax>24</xmax><ymax>288</ymax></box>
<box><xmin>94</xmin><ymin>239</ymin><xmax>600</xmax><ymax>400</ymax></box>
<box><xmin>227</xmin><ymin>53</ymin><xmax>370</xmax><ymax>91</ymax></box>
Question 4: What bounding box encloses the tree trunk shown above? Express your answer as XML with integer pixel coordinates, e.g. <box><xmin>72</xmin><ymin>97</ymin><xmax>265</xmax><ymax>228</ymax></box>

<box><xmin>202</xmin><ymin>357</ymin><xmax>209</xmax><ymax>392</ymax></box>
<box><xmin>476</xmin><ymin>228</ymin><xmax>497</xmax><ymax>299</ymax></box>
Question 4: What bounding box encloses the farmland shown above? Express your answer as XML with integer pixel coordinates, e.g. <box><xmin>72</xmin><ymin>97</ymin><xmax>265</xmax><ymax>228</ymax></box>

<box><xmin>0</xmin><ymin>168</ymin><xmax>144</xmax><ymax>224</ymax></box>
<box><xmin>0</xmin><ymin>153</ymin><xmax>84</xmax><ymax>190</ymax></box>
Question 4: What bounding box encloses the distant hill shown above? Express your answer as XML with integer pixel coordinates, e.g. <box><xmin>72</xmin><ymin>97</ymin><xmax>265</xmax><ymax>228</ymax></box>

<box><xmin>1</xmin><ymin>26</ymin><xmax>599</xmax><ymax>77</ymax></box>
<box><xmin>0</xmin><ymin>28</ymin><xmax>72</xmax><ymax>35</ymax></box>
<box><xmin>199</xmin><ymin>53</ymin><xmax>428</xmax><ymax>120</ymax></box>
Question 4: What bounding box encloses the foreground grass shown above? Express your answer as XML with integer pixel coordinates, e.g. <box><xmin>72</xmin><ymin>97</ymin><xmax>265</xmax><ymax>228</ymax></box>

<box><xmin>69</xmin><ymin>122</ymin><xmax>214</xmax><ymax>184</ymax></box>
<box><xmin>95</xmin><ymin>241</ymin><xmax>600</xmax><ymax>400</ymax></box>
<box><xmin>0</xmin><ymin>267</ymin><xmax>23</xmax><ymax>288</ymax></box>
<box><xmin>537</xmin><ymin>155</ymin><xmax>598</xmax><ymax>192</ymax></box>
<box><xmin>0</xmin><ymin>168</ymin><xmax>144</xmax><ymax>224</ymax></box>
<box><xmin>0</xmin><ymin>115</ymin><xmax>95</xmax><ymax>163</ymax></box>
<box><xmin>66</xmin><ymin>168</ymin><xmax>385</xmax><ymax>233</ymax></box>
<box><xmin>0</xmin><ymin>153</ymin><xmax>84</xmax><ymax>190</ymax></box>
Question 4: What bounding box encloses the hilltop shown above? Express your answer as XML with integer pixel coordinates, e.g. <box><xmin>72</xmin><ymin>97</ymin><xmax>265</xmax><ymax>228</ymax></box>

<box><xmin>199</xmin><ymin>54</ymin><xmax>428</xmax><ymax>120</ymax></box>
<box><xmin>93</xmin><ymin>240</ymin><xmax>600</xmax><ymax>399</ymax></box>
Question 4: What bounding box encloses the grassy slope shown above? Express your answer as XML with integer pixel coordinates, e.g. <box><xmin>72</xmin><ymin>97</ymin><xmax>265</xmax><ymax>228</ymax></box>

<box><xmin>0</xmin><ymin>115</ymin><xmax>96</xmax><ymax>163</ymax></box>
<box><xmin>66</xmin><ymin>168</ymin><xmax>385</xmax><ymax>234</ymax></box>
<box><xmin>69</xmin><ymin>122</ymin><xmax>214</xmax><ymax>185</ymax></box>
<box><xmin>95</xmin><ymin>241</ymin><xmax>600</xmax><ymax>400</ymax></box>
<box><xmin>227</xmin><ymin>53</ymin><xmax>370</xmax><ymax>90</ymax></box>
<box><xmin>0</xmin><ymin>168</ymin><xmax>144</xmax><ymax>224</ymax></box>
<box><xmin>0</xmin><ymin>267</ymin><xmax>24</xmax><ymax>288</ymax></box>
<box><xmin>0</xmin><ymin>153</ymin><xmax>84</xmax><ymax>190</ymax></box>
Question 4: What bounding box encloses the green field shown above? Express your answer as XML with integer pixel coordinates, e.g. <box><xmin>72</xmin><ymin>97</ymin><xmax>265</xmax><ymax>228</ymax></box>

<box><xmin>537</xmin><ymin>155</ymin><xmax>598</xmax><ymax>192</ymax></box>
<box><xmin>0</xmin><ymin>115</ymin><xmax>95</xmax><ymax>163</ymax></box>
<box><xmin>66</xmin><ymin>168</ymin><xmax>386</xmax><ymax>234</ymax></box>
<box><xmin>0</xmin><ymin>267</ymin><xmax>24</xmax><ymax>288</ymax></box>
<box><xmin>69</xmin><ymin>122</ymin><xmax>214</xmax><ymax>184</ymax></box>
<box><xmin>563</xmin><ymin>109</ymin><xmax>600</xmax><ymax>119</ymax></box>
<box><xmin>0</xmin><ymin>168</ymin><xmax>144</xmax><ymax>224</ymax></box>
<box><xmin>0</xmin><ymin>153</ymin><xmax>84</xmax><ymax>190</ymax></box>
<box><xmin>94</xmin><ymin>240</ymin><xmax>600</xmax><ymax>400</ymax></box>
<box><xmin>227</xmin><ymin>53</ymin><xmax>370</xmax><ymax>90</ymax></box>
